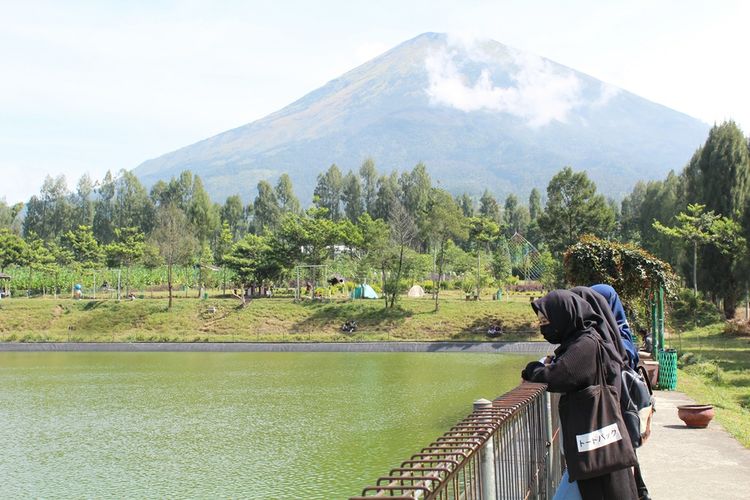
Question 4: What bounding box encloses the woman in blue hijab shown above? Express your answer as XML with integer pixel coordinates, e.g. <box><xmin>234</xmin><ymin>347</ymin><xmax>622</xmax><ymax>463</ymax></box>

<box><xmin>591</xmin><ymin>284</ymin><xmax>639</xmax><ymax>370</ymax></box>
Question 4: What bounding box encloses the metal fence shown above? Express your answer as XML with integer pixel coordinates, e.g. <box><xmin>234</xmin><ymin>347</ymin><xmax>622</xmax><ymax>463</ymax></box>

<box><xmin>350</xmin><ymin>383</ymin><xmax>563</xmax><ymax>500</ymax></box>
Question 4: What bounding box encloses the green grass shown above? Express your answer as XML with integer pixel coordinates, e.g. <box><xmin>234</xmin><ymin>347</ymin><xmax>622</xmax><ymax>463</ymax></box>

<box><xmin>666</xmin><ymin>323</ymin><xmax>750</xmax><ymax>448</ymax></box>
<box><xmin>0</xmin><ymin>291</ymin><xmax>540</xmax><ymax>343</ymax></box>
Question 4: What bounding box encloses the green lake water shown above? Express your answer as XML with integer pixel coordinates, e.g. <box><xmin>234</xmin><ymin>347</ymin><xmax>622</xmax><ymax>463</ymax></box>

<box><xmin>0</xmin><ymin>352</ymin><xmax>535</xmax><ymax>499</ymax></box>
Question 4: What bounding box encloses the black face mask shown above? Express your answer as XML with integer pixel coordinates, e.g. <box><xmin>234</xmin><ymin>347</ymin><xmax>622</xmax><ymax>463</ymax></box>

<box><xmin>541</xmin><ymin>323</ymin><xmax>563</xmax><ymax>344</ymax></box>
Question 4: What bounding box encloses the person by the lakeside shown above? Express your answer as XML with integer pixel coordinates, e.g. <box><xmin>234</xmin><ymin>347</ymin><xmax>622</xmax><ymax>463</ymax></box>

<box><xmin>590</xmin><ymin>284</ymin><xmax>639</xmax><ymax>370</ymax></box>
<box><xmin>522</xmin><ymin>290</ymin><xmax>638</xmax><ymax>500</ymax></box>
<box><xmin>571</xmin><ymin>285</ymin><xmax>651</xmax><ymax>500</ymax></box>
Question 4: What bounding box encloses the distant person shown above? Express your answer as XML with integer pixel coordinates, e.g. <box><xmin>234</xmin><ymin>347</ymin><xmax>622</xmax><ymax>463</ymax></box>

<box><xmin>486</xmin><ymin>323</ymin><xmax>502</xmax><ymax>338</ymax></box>
<box><xmin>639</xmin><ymin>328</ymin><xmax>653</xmax><ymax>353</ymax></box>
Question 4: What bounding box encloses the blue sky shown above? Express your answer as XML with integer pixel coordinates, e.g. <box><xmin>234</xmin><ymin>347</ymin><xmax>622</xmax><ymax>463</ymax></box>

<box><xmin>2</xmin><ymin>0</ymin><xmax>748</xmax><ymax>203</ymax></box>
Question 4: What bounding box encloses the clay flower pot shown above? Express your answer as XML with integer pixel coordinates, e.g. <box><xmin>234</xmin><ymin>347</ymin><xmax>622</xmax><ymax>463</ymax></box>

<box><xmin>677</xmin><ymin>404</ymin><xmax>715</xmax><ymax>428</ymax></box>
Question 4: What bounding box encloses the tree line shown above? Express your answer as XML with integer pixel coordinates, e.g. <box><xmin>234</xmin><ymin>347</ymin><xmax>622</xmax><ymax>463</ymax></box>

<box><xmin>1</xmin><ymin>120</ymin><xmax>748</xmax><ymax>314</ymax></box>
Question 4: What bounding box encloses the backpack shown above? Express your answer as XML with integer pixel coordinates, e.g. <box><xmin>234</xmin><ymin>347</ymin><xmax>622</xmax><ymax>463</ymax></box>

<box><xmin>620</xmin><ymin>364</ymin><xmax>655</xmax><ymax>448</ymax></box>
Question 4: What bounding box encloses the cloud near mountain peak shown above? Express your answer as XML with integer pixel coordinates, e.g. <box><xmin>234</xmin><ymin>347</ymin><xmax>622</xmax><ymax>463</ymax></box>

<box><xmin>424</xmin><ymin>41</ymin><xmax>585</xmax><ymax>127</ymax></box>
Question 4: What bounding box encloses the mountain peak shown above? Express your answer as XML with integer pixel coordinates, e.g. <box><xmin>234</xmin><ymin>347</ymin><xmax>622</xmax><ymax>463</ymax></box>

<box><xmin>134</xmin><ymin>33</ymin><xmax>708</xmax><ymax>203</ymax></box>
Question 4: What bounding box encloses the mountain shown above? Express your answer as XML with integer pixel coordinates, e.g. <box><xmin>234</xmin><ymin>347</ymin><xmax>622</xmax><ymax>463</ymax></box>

<box><xmin>133</xmin><ymin>32</ymin><xmax>708</xmax><ymax>203</ymax></box>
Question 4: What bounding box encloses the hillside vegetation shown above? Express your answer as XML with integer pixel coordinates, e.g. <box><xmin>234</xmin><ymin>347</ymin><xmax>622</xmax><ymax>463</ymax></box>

<box><xmin>0</xmin><ymin>293</ymin><xmax>539</xmax><ymax>343</ymax></box>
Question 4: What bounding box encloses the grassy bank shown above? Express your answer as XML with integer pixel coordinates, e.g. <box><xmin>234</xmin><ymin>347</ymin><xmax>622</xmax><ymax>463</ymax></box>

<box><xmin>0</xmin><ymin>292</ymin><xmax>540</xmax><ymax>343</ymax></box>
<box><xmin>669</xmin><ymin>323</ymin><xmax>750</xmax><ymax>447</ymax></box>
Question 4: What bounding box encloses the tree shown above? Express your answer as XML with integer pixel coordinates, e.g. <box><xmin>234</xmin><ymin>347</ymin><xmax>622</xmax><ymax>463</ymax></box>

<box><xmin>221</xmin><ymin>195</ymin><xmax>247</xmax><ymax>240</ymax></box>
<box><xmin>274</xmin><ymin>209</ymin><xmax>341</xmax><ymax>267</ymax></box>
<box><xmin>314</xmin><ymin>164</ymin><xmax>343</xmax><ymax>220</ymax></box>
<box><xmin>22</xmin><ymin>234</ymin><xmax>55</xmax><ymax>294</ymax></box>
<box><xmin>106</xmin><ymin>227</ymin><xmax>146</xmax><ymax>297</ymax></box>
<box><xmin>0</xmin><ymin>229</ymin><xmax>27</xmax><ymax>272</ymax></box>
<box><xmin>214</xmin><ymin>222</ymin><xmax>234</xmax><ymax>295</ymax></box>
<box><xmin>537</xmin><ymin>167</ymin><xmax>615</xmax><ymax>256</ymax></box>
<box><xmin>73</xmin><ymin>174</ymin><xmax>95</xmax><ymax>228</ymax></box>
<box><xmin>23</xmin><ymin>175</ymin><xmax>72</xmax><ymax>240</ymax></box>
<box><xmin>425</xmin><ymin>189</ymin><xmax>468</xmax><ymax>311</ymax></box>
<box><xmin>373</xmin><ymin>172</ymin><xmax>401</xmax><ymax>221</ymax></box>
<box><xmin>359</xmin><ymin>158</ymin><xmax>378</xmax><ymax>214</ymax></box>
<box><xmin>275</xmin><ymin>174</ymin><xmax>300</xmax><ymax>215</ymax></box>
<box><xmin>684</xmin><ymin>122</ymin><xmax>750</xmax><ymax>318</ymax></box>
<box><xmin>654</xmin><ymin>204</ymin><xmax>743</xmax><ymax>299</ymax></box>
<box><xmin>468</xmin><ymin>217</ymin><xmax>500</xmax><ymax>297</ymax></box>
<box><xmin>195</xmin><ymin>243</ymin><xmax>215</xmax><ymax>297</ymax></box>
<box><xmin>529</xmin><ymin>188</ymin><xmax>542</xmax><ymax>220</ymax></box>
<box><xmin>503</xmin><ymin>194</ymin><xmax>530</xmax><ymax>237</ymax></box>
<box><xmin>491</xmin><ymin>236</ymin><xmax>513</xmax><ymax>284</ymax></box>
<box><xmin>113</xmin><ymin>170</ymin><xmax>154</xmax><ymax>234</ymax></box>
<box><xmin>341</xmin><ymin>171</ymin><xmax>364</xmax><ymax>222</ymax></box>
<box><xmin>458</xmin><ymin>193</ymin><xmax>475</xmax><ymax>218</ymax></box>
<box><xmin>224</xmin><ymin>234</ymin><xmax>281</xmax><ymax>305</ymax></box>
<box><xmin>253</xmin><ymin>180</ymin><xmax>281</xmax><ymax>232</ymax></box>
<box><xmin>151</xmin><ymin>205</ymin><xmax>198</xmax><ymax>309</ymax></box>
<box><xmin>356</xmin><ymin>214</ymin><xmax>393</xmax><ymax>306</ymax></box>
<box><xmin>64</xmin><ymin>225</ymin><xmax>104</xmax><ymax>268</ymax></box>
<box><xmin>385</xmin><ymin>201</ymin><xmax>417</xmax><ymax>308</ymax></box>
<box><xmin>622</xmin><ymin>173</ymin><xmax>683</xmax><ymax>264</ymax></box>
<box><xmin>399</xmin><ymin>163</ymin><xmax>431</xmax><ymax>218</ymax></box>
<box><xmin>695</xmin><ymin>121</ymin><xmax>750</xmax><ymax>218</ymax></box>
<box><xmin>93</xmin><ymin>170</ymin><xmax>116</xmax><ymax>243</ymax></box>
<box><xmin>0</xmin><ymin>200</ymin><xmax>23</xmax><ymax>231</ymax></box>
<box><xmin>479</xmin><ymin>190</ymin><xmax>501</xmax><ymax>224</ymax></box>
<box><xmin>187</xmin><ymin>176</ymin><xmax>219</xmax><ymax>244</ymax></box>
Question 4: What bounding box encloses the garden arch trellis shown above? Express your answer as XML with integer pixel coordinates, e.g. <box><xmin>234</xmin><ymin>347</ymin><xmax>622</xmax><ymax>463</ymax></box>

<box><xmin>507</xmin><ymin>232</ymin><xmax>545</xmax><ymax>281</ymax></box>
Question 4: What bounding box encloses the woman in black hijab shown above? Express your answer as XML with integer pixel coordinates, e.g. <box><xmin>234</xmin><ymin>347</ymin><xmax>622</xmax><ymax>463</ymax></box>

<box><xmin>570</xmin><ymin>286</ymin><xmax>629</xmax><ymax>370</ymax></box>
<box><xmin>571</xmin><ymin>286</ymin><xmax>651</xmax><ymax>500</ymax></box>
<box><xmin>522</xmin><ymin>290</ymin><xmax>637</xmax><ymax>500</ymax></box>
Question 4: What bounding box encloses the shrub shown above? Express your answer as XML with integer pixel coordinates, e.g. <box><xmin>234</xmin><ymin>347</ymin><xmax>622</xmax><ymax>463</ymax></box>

<box><xmin>724</xmin><ymin>319</ymin><xmax>750</xmax><ymax>336</ymax></box>
<box><xmin>684</xmin><ymin>360</ymin><xmax>724</xmax><ymax>384</ymax></box>
<box><xmin>670</xmin><ymin>289</ymin><xmax>721</xmax><ymax>328</ymax></box>
<box><xmin>678</xmin><ymin>351</ymin><xmax>703</xmax><ymax>368</ymax></box>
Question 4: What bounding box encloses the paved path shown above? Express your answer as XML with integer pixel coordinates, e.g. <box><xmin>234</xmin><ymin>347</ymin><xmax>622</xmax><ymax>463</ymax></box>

<box><xmin>638</xmin><ymin>391</ymin><xmax>750</xmax><ymax>500</ymax></box>
<box><xmin>0</xmin><ymin>341</ymin><xmax>551</xmax><ymax>353</ymax></box>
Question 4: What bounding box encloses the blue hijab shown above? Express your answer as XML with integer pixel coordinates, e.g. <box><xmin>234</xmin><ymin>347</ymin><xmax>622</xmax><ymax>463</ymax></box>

<box><xmin>591</xmin><ymin>284</ymin><xmax>639</xmax><ymax>369</ymax></box>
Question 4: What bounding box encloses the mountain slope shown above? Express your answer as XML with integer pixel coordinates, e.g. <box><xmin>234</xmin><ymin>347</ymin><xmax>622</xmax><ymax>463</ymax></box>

<box><xmin>133</xmin><ymin>32</ymin><xmax>708</xmax><ymax>202</ymax></box>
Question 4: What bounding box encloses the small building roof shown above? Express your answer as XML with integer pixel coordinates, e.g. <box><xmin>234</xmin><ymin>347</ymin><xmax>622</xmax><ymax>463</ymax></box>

<box><xmin>0</xmin><ymin>272</ymin><xmax>11</xmax><ymax>280</ymax></box>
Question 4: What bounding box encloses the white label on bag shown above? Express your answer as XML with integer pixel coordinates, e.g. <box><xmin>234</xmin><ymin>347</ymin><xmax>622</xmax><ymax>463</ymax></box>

<box><xmin>576</xmin><ymin>423</ymin><xmax>623</xmax><ymax>452</ymax></box>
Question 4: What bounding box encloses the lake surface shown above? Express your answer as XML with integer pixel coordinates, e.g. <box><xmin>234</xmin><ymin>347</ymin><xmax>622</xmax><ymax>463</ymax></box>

<box><xmin>0</xmin><ymin>352</ymin><xmax>535</xmax><ymax>499</ymax></box>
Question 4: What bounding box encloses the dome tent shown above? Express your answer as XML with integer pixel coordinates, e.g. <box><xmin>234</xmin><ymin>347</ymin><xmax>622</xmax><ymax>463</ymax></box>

<box><xmin>351</xmin><ymin>284</ymin><xmax>378</xmax><ymax>299</ymax></box>
<box><xmin>407</xmin><ymin>285</ymin><xmax>425</xmax><ymax>298</ymax></box>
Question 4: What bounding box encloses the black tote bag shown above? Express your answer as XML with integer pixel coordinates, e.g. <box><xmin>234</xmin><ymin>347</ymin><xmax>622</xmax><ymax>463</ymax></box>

<box><xmin>559</xmin><ymin>339</ymin><xmax>638</xmax><ymax>481</ymax></box>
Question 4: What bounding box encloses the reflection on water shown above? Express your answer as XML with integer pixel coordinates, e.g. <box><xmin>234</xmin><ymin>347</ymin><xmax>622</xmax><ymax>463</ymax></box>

<box><xmin>0</xmin><ymin>352</ymin><xmax>533</xmax><ymax>499</ymax></box>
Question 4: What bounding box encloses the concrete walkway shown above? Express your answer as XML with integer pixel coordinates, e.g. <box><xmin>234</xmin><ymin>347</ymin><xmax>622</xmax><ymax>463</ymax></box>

<box><xmin>638</xmin><ymin>391</ymin><xmax>750</xmax><ymax>499</ymax></box>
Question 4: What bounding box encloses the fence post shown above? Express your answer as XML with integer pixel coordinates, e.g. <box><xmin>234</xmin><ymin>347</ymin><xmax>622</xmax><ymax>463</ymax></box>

<box><xmin>544</xmin><ymin>391</ymin><xmax>554</xmax><ymax>499</ymax></box>
<box><xmin>474</xmin><ymin>398</ymin><xmax>497</xmax><ymax>500</ymax></box>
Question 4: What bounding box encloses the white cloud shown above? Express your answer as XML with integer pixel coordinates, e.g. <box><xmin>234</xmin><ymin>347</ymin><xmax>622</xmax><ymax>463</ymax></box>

<box><xmin>425</xmin><ymin>39</ymin><xmax>583</xmax><ymax>127</ymax></box>
<box><xmin>592</xmin><ymin>82</ymin><xmax>622</xmax><ymax>107</ymax></box>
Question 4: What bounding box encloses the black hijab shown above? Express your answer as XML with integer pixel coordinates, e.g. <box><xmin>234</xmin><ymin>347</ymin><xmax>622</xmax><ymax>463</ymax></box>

<box><xmin>531</xmin><ymin>290</ymin><xmax>601</xmax><ymax>346</ymax></box>
<box><xmin>570</xmin><ymin>286</ymin><xmax>628</xmax><ymax>368</ymax></box>
<box><xmin>532</xmin><ymin>289</ymin><xmax>622</xmax><ymax>387</ymax></box>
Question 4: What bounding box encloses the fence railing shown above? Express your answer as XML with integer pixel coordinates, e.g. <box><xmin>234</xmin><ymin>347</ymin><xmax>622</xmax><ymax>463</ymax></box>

<box><xmin>350</xmin><ymin>382</ymin><xmax>563</xmax><ymax>500</ymax></box>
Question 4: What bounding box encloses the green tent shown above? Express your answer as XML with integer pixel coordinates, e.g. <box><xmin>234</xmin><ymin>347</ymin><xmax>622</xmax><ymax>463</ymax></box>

<box><xmin>351</xmin><ymin>284</ymin><xmax>378</xmax><ymax>299</ymax></box>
